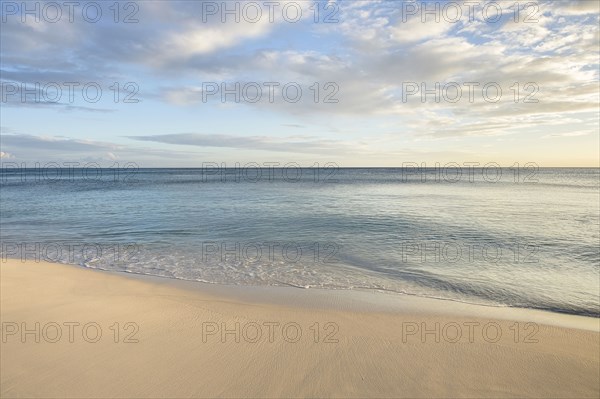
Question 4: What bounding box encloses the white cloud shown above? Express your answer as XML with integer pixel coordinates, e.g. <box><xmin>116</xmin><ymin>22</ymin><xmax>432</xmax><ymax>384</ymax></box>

<box><xmin>551</xmin><ymin>0</ymin><xmax>600</xmax><ymax>16</ymax></box>
<box><xmin>390</xmin><ymin>16</ymin><xmax>457</xmax><ymax>43</ymax></box>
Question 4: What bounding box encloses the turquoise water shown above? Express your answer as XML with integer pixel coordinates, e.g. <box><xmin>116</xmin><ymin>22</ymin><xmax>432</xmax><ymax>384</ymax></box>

<box><xmin>1</xmin><ymin>167</ymin><xmax>598</xmax><ymax>316</ymax></box>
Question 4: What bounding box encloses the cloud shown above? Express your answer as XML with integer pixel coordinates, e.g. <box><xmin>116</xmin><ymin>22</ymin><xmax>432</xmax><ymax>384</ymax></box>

<box><xmin>0</xmin><ymin>133</ymin><xmax>205</xmax><ymax>166</ymax></box>
<box><xmin>390</xmin><ymin>14</ymin><xmax>457</xmax><ymax>44</ymax></box>
<box><xmin>127</xmin><ymin>133</ymin><xmax>357</xmax><ymax>155</ymax></box>
<box><xmin>543</xmin><ymin>131</ymin><xmax>591</xmax><ymax>138</ymax></box>
<box><xmin>154</xmin><ymin>0</ymin><xmax>597</xmax><ymax>139</ymax></box>
<box><xmin>1</xmin><ymin>134</ymin><xmax>120</xmax><ymax>152</ymax></box>
<box><xmin>1</xmin><ymin>1</ymin><xmax>598</xmax><ymax>164</ymax></box>
<box><xmin>551</xmin><ymin>0</ymin><xmax>600</xmax><ymax>16</ymax></box>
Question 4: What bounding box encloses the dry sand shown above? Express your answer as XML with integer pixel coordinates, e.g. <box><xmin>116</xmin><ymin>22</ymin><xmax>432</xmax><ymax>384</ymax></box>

<box><xmin>1</xmin><ymin>259</ymin><xmax>599</xmax><ymax>398</ymax></box>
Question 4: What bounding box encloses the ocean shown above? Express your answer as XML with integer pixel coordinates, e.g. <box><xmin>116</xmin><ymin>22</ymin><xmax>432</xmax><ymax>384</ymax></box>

<box><xmin>1</xmin><ymin>166</ymin><xmax>598</xmax><ymax>317</ymax></box>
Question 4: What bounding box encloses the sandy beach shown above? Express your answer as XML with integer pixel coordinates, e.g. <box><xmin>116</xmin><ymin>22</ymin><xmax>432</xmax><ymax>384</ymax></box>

<box><xmin>1</xmin><ymin>259</ymin><xmax>598</xmax><ymax>398</ymax></box>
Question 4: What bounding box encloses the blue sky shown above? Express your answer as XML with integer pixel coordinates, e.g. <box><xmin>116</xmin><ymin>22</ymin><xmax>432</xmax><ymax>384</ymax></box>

<box><xmin>1</xmin><ymin>0</ymin><xmax>599</xmax><ymax>166</ymax></box>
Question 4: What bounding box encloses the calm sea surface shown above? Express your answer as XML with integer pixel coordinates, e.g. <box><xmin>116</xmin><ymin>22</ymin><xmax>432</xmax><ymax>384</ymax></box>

<box><xmin>1</xmin><ymin>167</ymin><xmax>598</xmax><ymax>316</ymax></box>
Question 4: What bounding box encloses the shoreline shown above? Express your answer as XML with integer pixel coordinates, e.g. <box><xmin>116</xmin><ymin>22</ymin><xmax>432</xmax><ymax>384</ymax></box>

<box><xmin>2</xmin><ymin>259</ymin><xmax>599</xmax><ymax>398</ymax></box>
<box><xmin>6</xmin><ymin>256</ymin><xmax>600</xmax><ymax>330</ymax></box>
<box><xmin>113</xmin><ymin>263</ymin><xmax>600</xmax><ymax>331</ymax></box>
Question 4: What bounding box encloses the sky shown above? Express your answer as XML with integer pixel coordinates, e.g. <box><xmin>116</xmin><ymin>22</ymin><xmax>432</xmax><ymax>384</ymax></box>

<box><xmin>1</xmin><ymin>0</ymin><xmax>599</xmax><ymax>167</ymax></box>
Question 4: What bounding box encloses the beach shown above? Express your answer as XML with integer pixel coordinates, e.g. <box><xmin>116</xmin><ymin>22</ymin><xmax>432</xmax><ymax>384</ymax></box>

<box><xmin>2</xmin><ymin>0</ymin><xmax>599</xmax><ymax>397</ymax></box>
<box><xmin>1</xmin><ymin>259</ymin><xmax>598</xmax><ymax>398</ymax></box>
